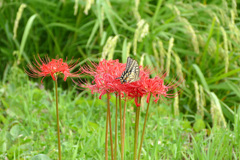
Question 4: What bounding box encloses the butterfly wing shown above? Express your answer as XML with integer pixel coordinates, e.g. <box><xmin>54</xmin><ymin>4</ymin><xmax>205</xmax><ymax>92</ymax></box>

<box><xmin>126</xmin><ymin>59</ymin><xmax>140</xmax><ymax>83</ymax></box>
<box><xmin>117</xmin><ymin>57</ymin><xmax>140</xmax><ymax>84</ymax></box>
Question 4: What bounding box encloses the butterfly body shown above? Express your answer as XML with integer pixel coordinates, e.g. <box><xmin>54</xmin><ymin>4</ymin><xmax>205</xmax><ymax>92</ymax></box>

<box><xmin>117</xmin><ymin>57</ymin><xmax>140</xmax><ymax>84</ymax></box>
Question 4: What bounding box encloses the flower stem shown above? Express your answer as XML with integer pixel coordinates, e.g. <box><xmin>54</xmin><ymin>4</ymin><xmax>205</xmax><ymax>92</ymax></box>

<box><xmin>114</xmin><ymin>94</ymin><xmax>118</xmax><ymax>160</ymax></box>
<box><xmin>119</xmin><ymin>93</ymin><xmax>123</xmax><ymax>160</ymax></box>
<box><xmin>54</xmin><ymin>78</ymin><xmax>61</xmax><ymax>160</ymax></box>
<box><xmin>105</xmin><ymin>93</ymin><xmax>109</xmax><ymax>160</ymax></box>
<box><xmin>133</xmin><ymin>98</ymin><xmax>141</xmax><ymax>160</ymax></box>
<box><xmin>107</xmin><ymin>92</ymin><xmax>114</xmax><ymax>160</ymax></box>
<box><xmin>137</xmin><ymin>94</ymin><xmax>152</xmax><ymax>160</ymax></box>
<box><xmin>122</xmin><ymin>95</ymin><xmax>127</xmax><ymax>159</ymax></box>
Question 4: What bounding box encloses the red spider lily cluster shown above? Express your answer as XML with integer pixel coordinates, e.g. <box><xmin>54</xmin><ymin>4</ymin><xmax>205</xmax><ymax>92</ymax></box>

<box><xmin>25</xmin><ymin>55</ymin><xmax>81</xmax><ymax>83</ymax></box>
<box><xmin>80</xmin><ymin>59</ymin><xmax>179</xmax><ymax>106</ymax></box>
<box><xmin>24</xmin><ymin>55</ymin><xmax>181</xmax><ymax>160</ymax></box>
<box><xmin>25</xmin><ymin>55</ymin><xmax>180</xmax><ymax>106</ymax></box>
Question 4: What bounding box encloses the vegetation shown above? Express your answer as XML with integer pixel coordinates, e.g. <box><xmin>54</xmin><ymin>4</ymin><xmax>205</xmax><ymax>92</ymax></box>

<box><xmin>0</xmin><ymin>0</ymin><xmax>240</xmax><ymax>159</ymax></box>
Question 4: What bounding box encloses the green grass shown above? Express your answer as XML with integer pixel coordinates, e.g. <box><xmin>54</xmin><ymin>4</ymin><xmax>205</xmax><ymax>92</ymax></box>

<box><xmin>0</xmin><ymin>69</ymin><xmax>240</xmax><ymax>159</ymax></box>
<box><xmin>1</xmin><ymin>0</ymin><xmax>240</xmax><ymax>159</ymax></box>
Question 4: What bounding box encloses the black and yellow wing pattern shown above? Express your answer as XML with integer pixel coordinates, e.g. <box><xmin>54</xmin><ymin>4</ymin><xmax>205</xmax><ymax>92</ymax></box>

<box><xmin>117</xmin><ymin>57</ymin><xmax>140</xmax><ymax>84</ymax></box>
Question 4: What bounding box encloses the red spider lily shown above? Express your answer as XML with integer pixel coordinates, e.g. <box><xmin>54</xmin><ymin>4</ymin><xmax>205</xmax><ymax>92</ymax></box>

<box><xmin>81</xmin><ymin>59</ymin><xmax>126</xmax><ymax>99</ymax></box>
<box><xmin>142</xmin><ymin>75</ymin><xmax>168</xmax><ymax>103</ymax></box>
<box><xmin>119</xmin><ymin>67</ymin><xmax>151</xmax><ymax>106</ymax></box>
<box><xmin>123</xmin><ymin>69</ymin><xmax>182</xmax><ymax>106</ymax></box>
<box><xmin>80</xmin><ymin>59</ymin><xmax>150</xmax><ymax>104</ymax></box>
<box><xmin>80</xmin><ymin>59</ymin><xmax>180</xmax><ymax>106</ymax></box>
<box><xmin>25</xmin><ymin>55</ymin><xmax>81</xmax><ymax>82</ymax></box>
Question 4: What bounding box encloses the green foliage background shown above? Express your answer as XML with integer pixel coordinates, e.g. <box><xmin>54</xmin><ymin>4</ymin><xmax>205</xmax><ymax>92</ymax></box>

<box><xmin>0</xmin><ymin>0</ymin><xmax>240</xmax><ymax>159</ymax></box>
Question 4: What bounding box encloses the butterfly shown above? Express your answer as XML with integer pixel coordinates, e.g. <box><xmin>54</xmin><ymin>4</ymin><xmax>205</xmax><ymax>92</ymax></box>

<box><xmin>116</xmin><ymin>57</ymin><xmax>140</xmax><ymax>84</ymax></box>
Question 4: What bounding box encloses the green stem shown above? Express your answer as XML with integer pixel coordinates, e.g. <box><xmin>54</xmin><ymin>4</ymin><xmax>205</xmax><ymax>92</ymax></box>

<box><xmin>105</xmin><ymin>93</ymin><xmax>109</xmax><ymax>160</ymax></box>
<box><xmin>119</xmin><ymin>93</ymin><xmax>123</xmax><ymax>160</ymax></box>
<box><xmin>122</xmin><ymin>95</ymin><xmax>127</xmax><ymax>159</ymax></box>
<box><xmin>133</xmin><ymin>97</ymin><xmax>141</xmax><ymax>160</ymax></box>
<box><xmin>114</xmin><ymin>94</ymin><xmax>118</xmax><ymax>160</ymax></box>
<box><xmin>138</xmin><ymin>94</ymin><xmax>152</xmax><ymax>160</ymax></box>
<box><xmin>55</xmin><ymin>78</ymin><xmax>61</xmax><ymax>160</ymax></box>
<box><xmin>107</xmin><ymin>93</ymin><xmax>114</xmax><ymax>160</ymax></box>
